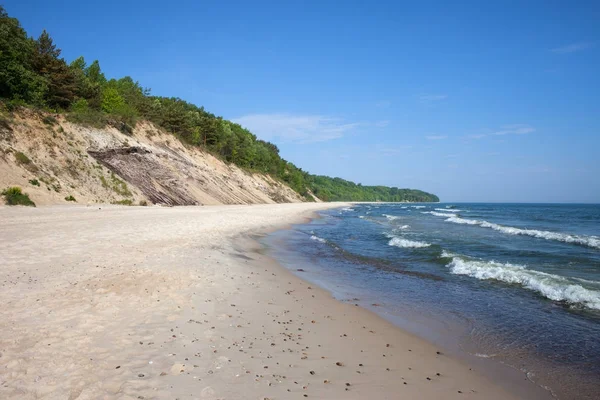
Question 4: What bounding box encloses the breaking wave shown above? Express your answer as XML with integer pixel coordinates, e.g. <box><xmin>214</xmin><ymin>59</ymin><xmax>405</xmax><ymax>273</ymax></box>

<box><xmin>383</xmin><ymin>214</ymin><xmax>401</xmax><ymax>221</ymax></box>
<box><xmin>310</xmin><ymin>235</ymin><xmax>327</xmax><ymax>243</ymax></box>
<box><xmin>446</xmin><ymin>256</ymin><xmax>600</xmax><ymax>310</ymax></box>
<box><xmin>440</xmin><ymin>250</ymin><xmax>458</xmax><ymax>258</ymax></box>
<box><xmin>423</xmin><ymin>211</ymin><xmax>458</xmax><ymax>218</ymax></box>
<box><xmin>445</xmin><ymin>216</ymin><xmax>600</xmax><ymax>250</ymax></box>
<box><xmin>435</xmin><ymin>208</ymin><xmax>464</xmax><ymax>212</ymax></box>
<box><xmin>388</xmin><ymin>237</ymin><xmax>431</xmax><ymax>248</ymax></box>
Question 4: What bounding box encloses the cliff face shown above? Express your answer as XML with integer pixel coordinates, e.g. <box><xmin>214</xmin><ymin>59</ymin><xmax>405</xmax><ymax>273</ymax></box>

<box><xmin>0</xmin><ymin>110</ymin><xmax>305</xmax><ymax>206</ymax></box>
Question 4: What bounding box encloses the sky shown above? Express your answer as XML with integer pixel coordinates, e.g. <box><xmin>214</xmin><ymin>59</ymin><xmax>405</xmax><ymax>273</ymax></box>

<box><xmin>4</xmin><ymin>0</ymin><xmax>599</xmax><ymax>202</ymax></box>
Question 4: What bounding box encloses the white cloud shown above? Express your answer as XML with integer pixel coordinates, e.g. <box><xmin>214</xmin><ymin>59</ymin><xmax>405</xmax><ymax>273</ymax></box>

<box><xmin>468</xmin><ymin>124</ymin><xmax>535</xmax><ymax>139</ymax></box>
<box><xmin>426</xmin><ymin>135</ymin><xmax>447</xmax><ymax>140</ymax></box>
<box><xmin>491</xmin><ymin>124</ymin><xmax>535</xmax><ymax>136</ymax></box>
<box><xmin>551</xmin><ymin>42</ymin><xmax>593</xmax><ymax>54</ymax></box>
<box><xmin>232</xmin><ymin>113</ymin><xmax>359</xmax><ymax>144</ymax></box>
<box><xmin>419</xmin><ymin>94</ymin><xmax>448</xmax><ymax>102</ymax></box>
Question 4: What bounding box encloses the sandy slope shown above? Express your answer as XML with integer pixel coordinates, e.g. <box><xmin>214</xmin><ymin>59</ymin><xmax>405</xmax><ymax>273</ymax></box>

<box><xmin>1</xmin><ymin>203</ymin><xmax>524</xmax><ymax>399</ymax></box>
<box><xmin>0</xmin><ymin>109</ymin><xmax>303</xmax><ymax>206</ymax></box>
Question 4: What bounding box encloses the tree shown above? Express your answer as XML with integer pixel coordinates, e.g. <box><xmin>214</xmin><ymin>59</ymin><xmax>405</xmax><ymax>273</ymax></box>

<box><xmin>85</xmin><ymin>60</ymin><xmax>106</xmax><ymax>86</ymax></box>
<box><xmin>69</xmin><ymin>56</ymin><xmax>101</xmax><ymax>108</ymax></box>
<box><xmin>101</xmin><ymin>87</ymin><xmax>125</xmax><ymax>113</ymax></box>
<box><xmin>0</xmin><ymin>7</ymin><xmax>441</xmax><ymax>203</ymax></box>
<box><xmin>32</xmin><ymin>30</ymin><xmax>76</xmax><ymax>109</ymax></box>
<box><xmin>0</xmin><ymin>6</ymin><xmax>47</xmax><ymax>104</ymax></box>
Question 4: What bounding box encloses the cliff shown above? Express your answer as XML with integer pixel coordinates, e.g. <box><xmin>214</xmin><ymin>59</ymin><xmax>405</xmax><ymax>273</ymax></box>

<box><xmin>0</xmin><ymin>109</ymin><xmax>304</xmax><ymax>206</ymax></box>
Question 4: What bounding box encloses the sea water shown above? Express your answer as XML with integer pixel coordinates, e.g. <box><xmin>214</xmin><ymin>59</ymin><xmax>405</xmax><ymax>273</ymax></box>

<box><xmin>263</xmin><ymin>203</ymin><xmax>600</xmax><ymax>400</ymax></box>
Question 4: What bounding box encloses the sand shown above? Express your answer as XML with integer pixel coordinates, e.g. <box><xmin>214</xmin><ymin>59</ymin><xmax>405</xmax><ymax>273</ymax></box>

<box><xmin>0</xmin><ymin>110</ymin><xmax>304</xmax><ymax>207</ymax></box>
<box><xmin>0</xmin><ymin>203</ymin><xmax>528</xmax><ymax>399</ymax></box>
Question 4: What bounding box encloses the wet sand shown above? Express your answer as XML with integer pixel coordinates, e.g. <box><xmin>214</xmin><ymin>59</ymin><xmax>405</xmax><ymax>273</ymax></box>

<box><xmin>1</xmin><ymin>203</ymin><xmax>529</xmax><ymax>399</ymax></box>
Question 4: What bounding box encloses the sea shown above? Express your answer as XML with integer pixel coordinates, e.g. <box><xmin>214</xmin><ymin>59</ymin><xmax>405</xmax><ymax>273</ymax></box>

<box><xmin>262</xmin><ymin>203</ymin><xmax>600</xmax><ymax>400</ymax></box>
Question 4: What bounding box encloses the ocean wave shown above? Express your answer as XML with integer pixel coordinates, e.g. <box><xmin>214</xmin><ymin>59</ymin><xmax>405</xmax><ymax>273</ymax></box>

<box><xmin>401</xmin><ymin>206</ymin><xmax>408</xmax><ymax>209</ymax></box>
<box><xmin>446</xmin><ymin>256</ymin><xmax>600</xmax><ymax>310</ymax></box>
<box><xmin>358</xmin><ymin>216</ymin><xmax>365</xmax><ymax>219</ymax></box>
<box><xmin>440</xmin><ymin>250</ymin><xmax>458</xmax><ymax>258</ymax></box>
<box><xmin>423</xmin><ymin>211</ymin><xmax>458</xmax><ymax>217</ymax></box>
<box><xmin>435</xmin><ymin>208</ymin><xmax>464</xmax><ymax>212</ymax></box>
<box><xmin>383</xmin><ymin>214</ymin><xmax>401</xmax><ymax>221</ymax></box>
<box><xmin>411</xmin><ymin>205</ymin><xmax>426</xmax><ymax>209</ymax></box>
<box><xmin>399</xmin><ymin>225</ymin><xmax>410</xmax><ymax>230</ymax></box>
<box><xmin>341</xmin><ymin>207</ymin><xmax>355</xmax><ymax>212</ymax></box>
<box><xmin>310</xmin><ymin>235</ymin><xmax>327</xmax><ymax>243</ymax></box>
<box><xmin>388</xmin><ymin>237</ymin><xmax>431</xmax><ymax>248</ymax></box>
<box><xmin>444</xmin><ymin>216</ymin><xmax>600</xmax><ymax>250</ymax></box>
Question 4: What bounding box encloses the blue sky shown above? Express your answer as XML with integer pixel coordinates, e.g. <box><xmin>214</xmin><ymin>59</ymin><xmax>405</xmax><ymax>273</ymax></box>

<box><xmin>4</xmin><ymin>0</ymin><xmax>599</xmax><ymax>202</ymax></box>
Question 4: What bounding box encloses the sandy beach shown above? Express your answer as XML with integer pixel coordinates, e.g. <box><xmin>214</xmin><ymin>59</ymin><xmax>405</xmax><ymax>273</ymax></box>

<box><xmin>1</xmin><ymin>203</ymin><xmax>527</xmax><ymax>399</ymax></box>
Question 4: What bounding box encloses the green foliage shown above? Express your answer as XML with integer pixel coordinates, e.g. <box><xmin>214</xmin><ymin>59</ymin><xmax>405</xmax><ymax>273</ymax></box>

<box><xmin>100</xmin><ymin>173</ymin><xmax>132</xmax><ymax>197</ymax></box>
<box><xmin>42</xmin><ymin>115</ymin><xmax>57</xmax><ymax>125</ymax></box>
<box><xmin>4</xmin><ymin>98</ymin><xmax>29</xmax><ymax>111</ymax></box>
<box><xmin>67</xmin><ymin>99</ymin><xmax>107</xmax><ymax>127</ymax></box>
<box><xmin>101</xmin><ymin>87</ymin><xmax>125</xmax><ymax>113</ymax></box>
<box><xmin>1</xmin><ymin>186</ymin><xmax>35</xmax><ymax>206</ymax></box>
<box><xmin>0</xmin><ymin>8</ymin><xmax>48</xmax><ymax>105</ymax></box>
<box><xmin>64</xmin><ymin>195</ymin><xmax>76</xmax><ymax>202</ymax></box>
<box><xmin>101</xmin><ymin>84</ymin><xmax>137</xmax><ymax>126</ymax></box>
<box><xmin>110</xmin><ymin>173</ymin><xmax>132</xmax><ymax>196</ymax></box>
<box><xmin>71</xmin><ymin>98</ymin><xmax>89</xmax><ymax>113</ymax></box>
<box><xmin>28</xmin><ymin>178</ymin><xmax>40</xmax><ymax>186</ymax></box>
<box><xmin>0</xmin><ymin>6</ymin><xmax>439</xmax><ymax>203</ymax></box>
<box><xmin>14</xmin><ymin>151</ymin><xmax>31</xmax><ymax>164</ymax></box>
<box><xmin>31</xmin><ymin>30</ymin><xmax>76</xmax><ymax>110</ymax></box>
<box><xmin>69</xmin><ymin>57</ymin><xmax>102</xmax><ymax>108</ymax></box>
<box><xmin>85</xmin><ymin>60</ymin><xmax>106</xmax><ymax>86</ymax></box>
<box><xmin>306</xmin><ymin>175</ymin><xmax>439</xmax><ymax>202</ymax></box>
<box><xmin>99</xmin><ymin>175</ymin><xmax>109</xmax><ymax>188</ymax></box>
<box><xmin>112</xmin><ymin>199</ymin><xmax>133</xmax><ymax>205</ymax></box>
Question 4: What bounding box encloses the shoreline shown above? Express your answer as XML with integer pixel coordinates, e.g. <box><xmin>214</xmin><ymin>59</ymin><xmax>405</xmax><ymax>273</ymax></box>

<box><xmin>0</xmin><ymin>203</ymin><xmax>547</xmax><ymax>399</ymax></box>
<box><xmin>259</xmin><ymin>212</ymin><xmax>555</xmax><ymax>400</ymax></box>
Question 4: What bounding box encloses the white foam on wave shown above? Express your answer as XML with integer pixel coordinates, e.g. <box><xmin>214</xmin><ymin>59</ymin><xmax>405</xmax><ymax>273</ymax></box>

<box><xmin>422</xmin><ymin>211</ymin><xmax>457</xmax><ymax>218</ymax></box>
<box><xmin>411</xmin><ymin>205</ymin><xmax>426</xmax><ymax>209</ymax></box>
<box><xmin>399</xmin><ymin>225</ymin><xmax>410</xmax><ymax>230</ymax></box>
<box><xmin>401</xmin><ymin>206</ymin><xmax>408</xmax><ymax>209</ymax></box>
<box><xmin>388</xmin><ymin>237</ymin><xmax>431</xmax><ymax>248</ymax></box>
<box><xmin>446</xmin><ymin>256</ymin><xmax>600</xmax><ymax>310</ymax></box>
<box><xmin>440</xmin><ymin>250</ymin><xmax>458</xmax><ymax>258</ymax></box>
<box><xmin>358</xmin><ymin>216</ymin><xmax>365</xmax><ymax>219</ymax></box>
<box><xmin>435</xmin><ymin>208</ymin><xmax>464</xmax><ymax>212</ymax></box>
<box><xmin>341</xmin><ymin>207</ymin><xmax>355</xmax><ymax>212</ymax></box>
<box><xmin>445</xmin><ymin>216</ymin><xmax>600</xmax><ymax>250</ymax></box>
<box><xmin>310</xmin><ymin>235</ymin><xmax>327</xmax><ymax>243</ymax></box>
<box><xmin>383</xmin><ymin>214</ymin><xmax>401</xmax><ymax>221</ymax></box>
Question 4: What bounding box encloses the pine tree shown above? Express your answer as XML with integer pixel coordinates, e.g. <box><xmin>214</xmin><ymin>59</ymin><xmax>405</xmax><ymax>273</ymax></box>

<box><xmin>0</xmin><ymin>6</ymin><xmax>47</xmax><ymax>104</ymax></box>
<box><xmin>32</xmin><ymin>30</ymin><xmax>76</xmax><ymax>109</ymax></box>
